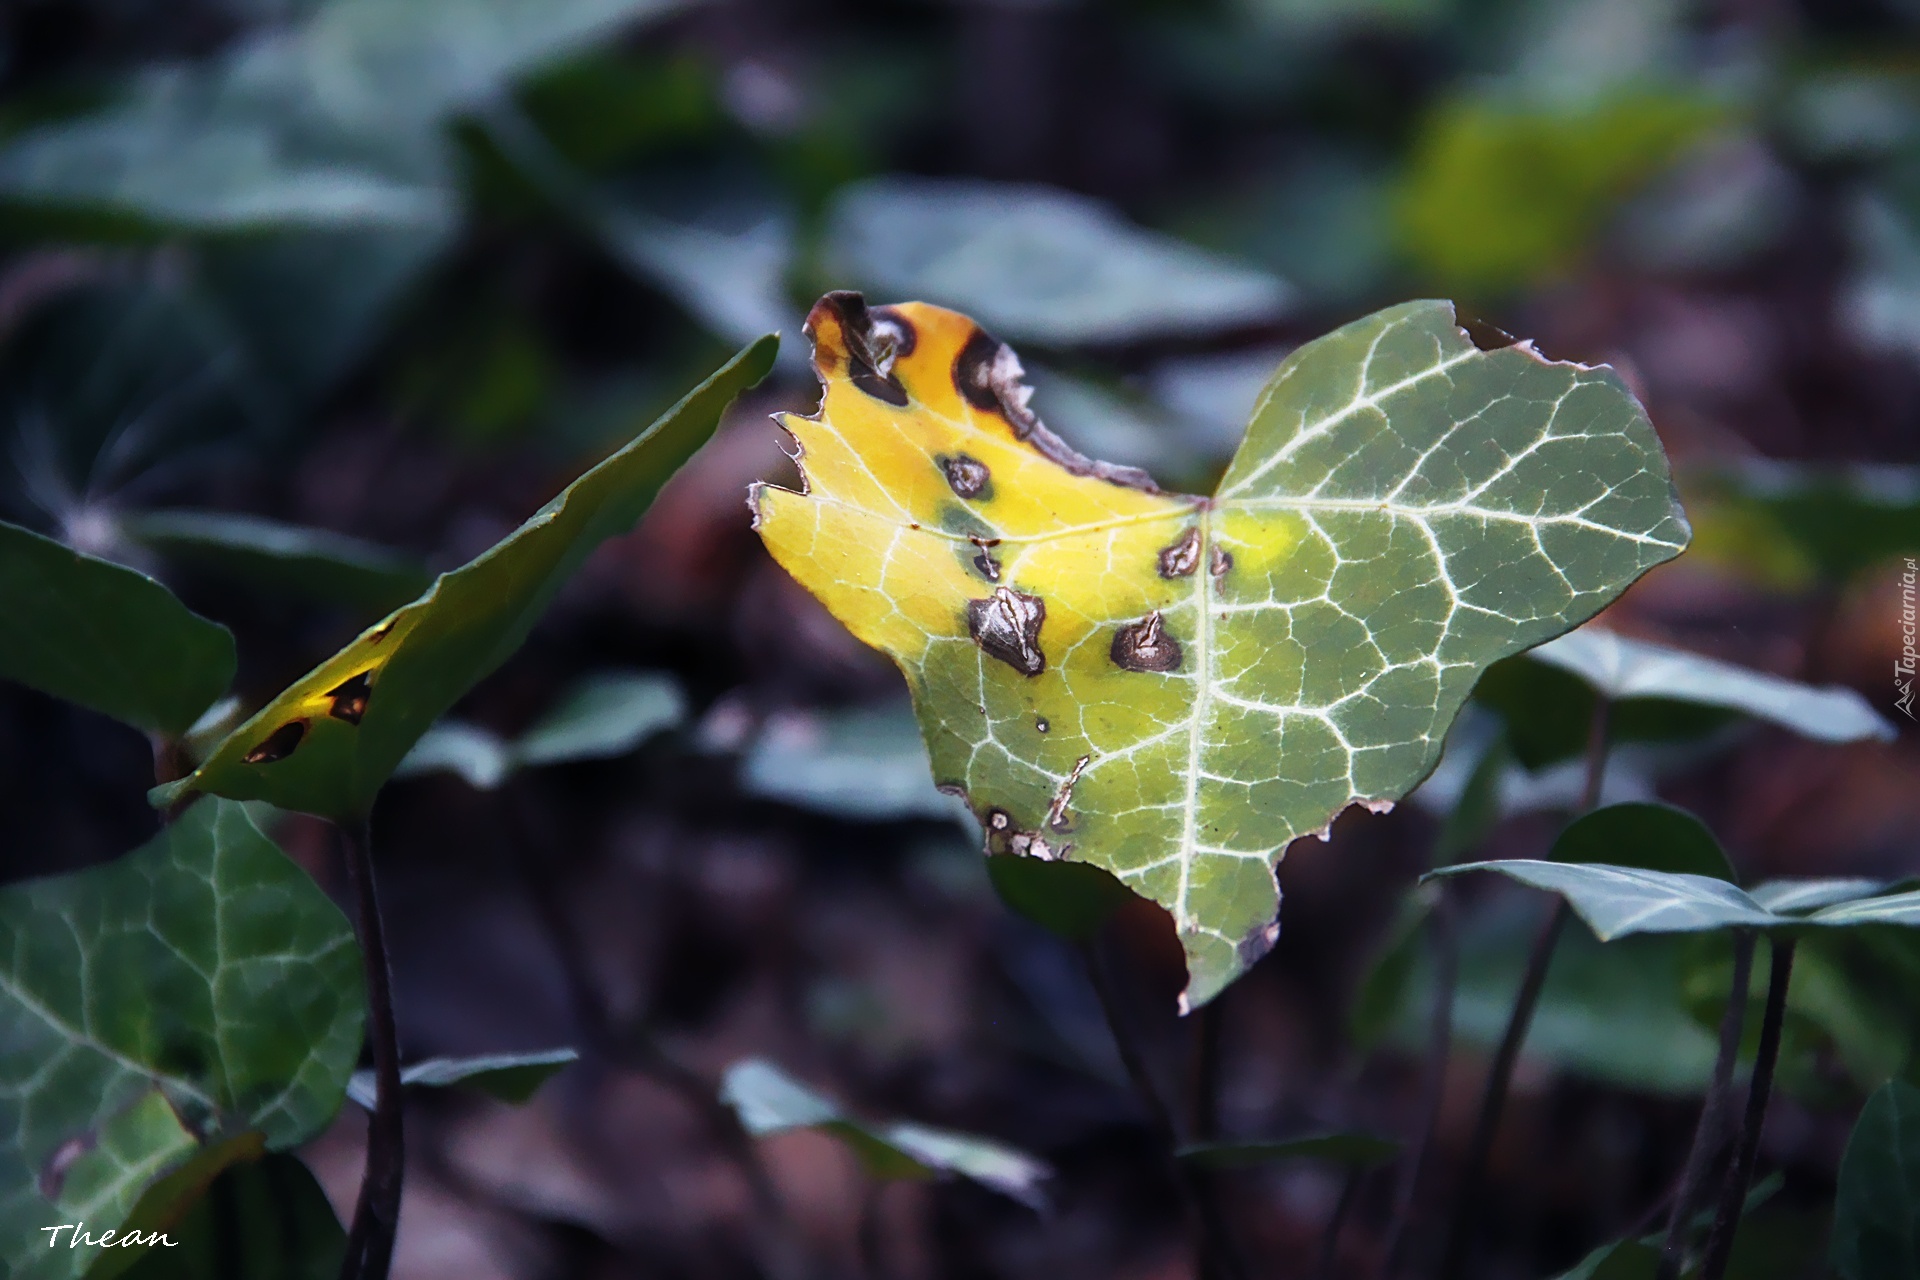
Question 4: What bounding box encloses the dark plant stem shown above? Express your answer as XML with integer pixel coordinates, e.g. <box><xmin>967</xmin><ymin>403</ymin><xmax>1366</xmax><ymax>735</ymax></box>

<box><xmin>1438</xmin><ymin>696</ymin><xmax>1611</xmax><ymax>1280</ymax></box>
<box><xmin>1079</xmin><ymin>939</ymin><xmax>1247</xmax><ymax>1280</ymax></box>
<box><xmin>1654</xmin><ymin>931</ymin><xmax>1756</xmax><ymax>1280</ymax></box>
<box><xmin>337</xmin><ymin>818</ymin><xmax>404</xmax><ymax>1280</ymax></box>
<box><xmin>1381</xmin><ymin>891</ymin><xmax>1457</xmax><ymax>1278</ymax></box>
<box><xmin>1698</xmin><ymin>939</ymin><xmax>1796</xmax><ymax>1280</ymax></box>
<box><xmin>1319</xmin><ymin>1169</ymin><xmax>1365</xmax><ymax>1280</ymax></box>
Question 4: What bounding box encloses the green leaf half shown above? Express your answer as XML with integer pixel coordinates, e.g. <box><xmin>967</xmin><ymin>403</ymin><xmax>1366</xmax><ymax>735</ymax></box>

<box><xmin>0</xmin><ymin>800</ymin><xmax>363</xmax><ymax>1280</ymax></box>
<box><xmin>0</xmin><ymin>520</ymin><xmax>235</xmax><ymax>739</ymax></box>
<box><xmin>1831</xmin><ymin>1080</ymin><xmax>1920</xmax><ymax>1280</ymax></box>
<box><xmin>346</xmin><ymin>1049</ymin><xmax>579</xmax><ymax>1107</ymax></box>
<box><xmin>155</xmin><ymin>335</ymin><xmax>774</xmax><ymax>820</ymax></box>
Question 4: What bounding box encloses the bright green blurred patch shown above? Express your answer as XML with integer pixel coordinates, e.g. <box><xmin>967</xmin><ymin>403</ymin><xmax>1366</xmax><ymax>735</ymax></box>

<box><xmin>1396</xmin><ymin>89</ymin><xmax>1725</xmax><ymax>294</ymax></box>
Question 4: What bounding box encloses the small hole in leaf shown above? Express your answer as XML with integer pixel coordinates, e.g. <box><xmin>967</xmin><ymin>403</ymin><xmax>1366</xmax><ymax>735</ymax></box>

<box><xmin>244</xmin><ymin>720</ymin><xmax>308</xmax><ymax>765</ymax></box>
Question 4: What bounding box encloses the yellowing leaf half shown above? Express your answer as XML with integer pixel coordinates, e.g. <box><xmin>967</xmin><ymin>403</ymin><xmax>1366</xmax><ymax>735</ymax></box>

<box><xmin>753</xmin><ymin>294</ymin><xmax>1688</xmax><ymax>1008</ymax></box>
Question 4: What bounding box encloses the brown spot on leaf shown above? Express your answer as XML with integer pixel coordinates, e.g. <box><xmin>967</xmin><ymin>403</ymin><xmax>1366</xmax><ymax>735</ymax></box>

<box><xmin>325</xmin><ymin>671</ymin><xmax>372</xmax><ymax>725</ymax></box>
<box><xmin>818</xmin><ymin>291</ymin><xmax>909</xmax><ymax>405</ymax></box>
<box><xmin>1210</xmin><ymin>545</ymin><xmax>1233</xmax><ymax>581</ymax></box>
<box><xmin>950</xmin><ymin>323</ymin><xmax>1162</xmax><ymax>493</ymax></box>
<box><xmin>941</xmin><ymin>454</ymin><xmax>991</xmax><ymax>499</ymax></box>
<box><xmin>1236</xmin><ymin>921</ymin><xmax>1281</xmax><ymax>969</ymax></box>
<box><xmin>1111</xmin><ymin>612</ymin><xmax>1182</xmax><ymax>673</ymax></box>
<box><xmin>1036</xmin><ymin>716</ymin><xmax>1049</xmax><ymax>733</ymax></box>
<box><xmin>967</xmin><ymin>587</ymin><xmax>1047</xmax><ymax>676</ymax></box>
<box><xmin>969</xmin><ymin>534</ymin><xmax>1002</xmax><ymax>581</ymax></box>
<box><xmin>985</xmin><ymin>808</ymin><xmax>1013</xmax><ymax>832</ymax></box>
<box><xmin>1045</xmin><ymin>755</ymin><xmax>1092</xmax><ymax>832</ymax></box>
<box><xmin>244</xmin><ymin>719</ymin><xmax>308</xmax><ymax>765</ymax></box>
<box><xmin>1159</xmin><ymin>527</ymin><xmax>1202</xmax><ymax>578</ymax></box>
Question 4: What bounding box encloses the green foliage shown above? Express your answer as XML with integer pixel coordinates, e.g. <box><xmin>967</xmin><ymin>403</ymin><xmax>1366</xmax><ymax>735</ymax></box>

<box><xmin>113</xmin><ymin>1152</ymin><xmax>345</xmax><ymax>1280</ymax></box>
<box><xmin>0</xmin><ymin>520</ymin><xmax>235</xmax><ymax>740</ymax></box>
<box><xmin>0</xmin><ymin>800</ymin><xmax>363</xmax><ymax>1280</ymax></box>
<box><xmin>155</xmin><ymin>336</ymin><xmax>774</xmax><ymax>820</ymax></box>
<box><xmin>1832</xmin><ymin>1081</ymin><xmax>1920</xmax><ymax>1280</ymax></box>
<box><xmin>397</xmin><ymin>671</ymin><xmax>683</xmax><ymax>790</ymax></box>
<box><xmin>719</xmin><ymin>1059</ymin><xmax>1051</xmax><ymax>1209</ymax></box>
<box><xmin>737</xmin><ymin>702</ymin><xmax>972</xmax><ymax>824</ymax></box>
<box><xmin>1686</xmin><ymin>462</ymin><xmax>1920</xmax><ymax>588</ymax></box>
<box><xmin>1397</xmin><ymin>90</ymin><xmax>1724</xmax><ymax>294</ymax></box>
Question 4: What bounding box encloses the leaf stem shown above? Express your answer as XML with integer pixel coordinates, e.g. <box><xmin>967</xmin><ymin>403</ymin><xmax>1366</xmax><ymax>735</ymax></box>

<box><xmin>1319</xmin><ymin>1169</ymin><xmax>1365</xmax><ymax>1280</ymax></box>
<box><xmin>337</xmin><ymin>817</ymin><xmax>404</xmax><ymax>1280</ymax></box>
<box><xmin>1698</xmin><ymin>938</ymin><xmax>1796</xmax><ymax>1280</ymax></box>
<box><xmin>1438</xmin><ymin>695</ymin><xmax>1611</xmax><ymax>1280</ymax></box>
<box><xmin>1079</xmin><ymin>939</ymin><xmax>1247</xmax><ymax>1280</ymax></box>
<box><xmin>1654</xmin><ymin>931</ymin><xmax>1755</xmax><ymax>1280</ymax></box>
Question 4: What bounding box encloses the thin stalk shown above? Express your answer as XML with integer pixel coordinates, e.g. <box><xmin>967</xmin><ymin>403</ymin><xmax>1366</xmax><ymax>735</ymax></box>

<box><xmin>1698</xmin><ymin>940</ymin><xmax>1796</xmax><ymax>1280</ymax></box>
<box><xmin>337</xmin><ymin>818</ymin><xmax>404</xmax><ymax>1280</ymax></box>
<box><xmin>1654</xmin><ymin>932</ymin><xmax>1756</xmax><ymax>1280</ymax></box>
<box><xmin>1079</xmin><ymin>940</ymin><xmax>1247</xmax><ymax>1280</ymax></box>
<box><xmin>1438</xmin><ymin>696</ymin><xmax>1612</xmax><ymax>1280</ymax></box>
<box><xmin>1381</xmin><ymin>891</ymin><xmax>1457</xmax><ymax>1277</ymax></box>
<box><xmin>1318</xmin><ymin>1170</ymin><xmax>1365</xmax><ymax>1280</ymax></box>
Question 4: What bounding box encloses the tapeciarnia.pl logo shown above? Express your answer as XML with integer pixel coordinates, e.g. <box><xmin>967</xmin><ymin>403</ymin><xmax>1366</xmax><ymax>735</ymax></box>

<box><xmin>1899</xmin><ymin>556</ymin><xmax>1917</xmax><ymax>721</ymax></box>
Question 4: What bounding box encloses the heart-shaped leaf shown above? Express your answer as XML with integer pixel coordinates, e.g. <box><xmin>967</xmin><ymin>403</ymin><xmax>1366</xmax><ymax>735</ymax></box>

<box><xmin>0</xmin><ymin>800</ymin><xmax>363</xmax><ymax>1280</ymax></box>
<box><xmin>753</xmin><ymin>293</ymin><xmax>1688</xmax><ymax>1006</ymax></box>
<box><xmin>1549</xmin><ymin>802</ymin><xmax>1738</xmax><ymax>882</ymax></box>
<box><xmin>156</xmin><ymin>336</ymin><xmax>774</xmax><ymax>821</ymax></box>
<box><xmin>1831</xmin><ymin>1080</ymin><xmax>1920</xmax><ymax>1280</ymax></box>
<box><xmin>719</xmin><ymin>1059</ymin><xmax>1049</xmax><ymax>1210</ymax></box>
<box><xmin>0</xmin><ymin>520</ymin><xmax>235</xmax><ymax>740</ymax></box>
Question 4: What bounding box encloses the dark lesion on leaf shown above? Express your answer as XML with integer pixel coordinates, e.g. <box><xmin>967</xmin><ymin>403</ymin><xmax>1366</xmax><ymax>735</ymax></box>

<box><xmin>1159</xmin><ymin>527</ymin><xmax>1202</xmax><ymax>578</ymax></box>
<box><xmin>1236</xmin><ymin>920</ymin><xmax>1281</xmax><ymax>969</ymax></box>
<box><xmin>983</xmin><ymin>805</ymin><xmax>1068</xmax><ymax>861</ymax></box>
<box><xmin>813</xmin><ymin>290</ymin><xmax>910</xmax><ymax>406</ymax></box>
<box><xmin>325</xmin><ymin>671</ymin><xmax>373</xmax><ymax>725</ymax></box>
<box><xmin>1044</xmin><ymin>755</ymin><xmax>1091</xmax><ymax>832</ymax></box>
<box><xmin>1111</xmin><ymin>611</ymin><xmax>1183</xmax><ymax>673</ymax></box>
<box><xmin>967</xmin><ymin>586</ymin><xmax>1047</xmax><ymax>676</ymax></box>
<box><xmin>940</xmin><ymin>453</ymin><xmax>993</xmax><ymax>500</ymax></box>
<box><xmin>950</xmin><ymin>324</ymin><xmax>1162</xmax><ymax>494</ymax></box>
<box><xmin>1210</xmin><ymin>544</ymin><xmax>1233</xmax><ymax>583</ymax></box>
<box><xmin>968</xmin><ymin>534</ymin><xmax>1003</xmax><ymax>581</ymax></box>
<box><xmin>244</xmin><ymin>719</ymin><xmax>309</xmax><ymax>765</ymax></box>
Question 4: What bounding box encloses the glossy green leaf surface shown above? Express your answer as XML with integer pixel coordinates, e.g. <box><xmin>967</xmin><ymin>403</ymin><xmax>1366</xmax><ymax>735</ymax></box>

<box><xmin>1431</xmin><ymin>860</ymin><xmax>1778</xmax><ymax>940</ymax></box>
<box><xmin>1</xmin><ymin>801</ymin><xmax>363</xmax><ymax>1280</ymax></box>
<box><xmin>156</xmin><ymin>336</ymin><xmax>774</xmax><ymax>820</ymax></box>
<box><xmin>0</xmin><ymin>520</ymin><xmax>235</xmax><ymax>739</ymax></box>
<box><xmin>120</xmin><ymin>510</ymin><xmax>431</xmax><ymax>619</ymax></box>
<box><xmin>395</xmin><ymin>671</ymin><xmax>683</xmax><ymax>790</ymax></box>
<box><xmin>1528</xmin><ymin>626</ymin><xmax>1895</xmax><ymax>744</ymax></box>
<box><xmin>346</xmin><ymin>1048</ymin><xmax>579</xmax><ymax>1107</ymax></box>
<box><xmin>1832</xmin><ymin>1080</ymin><xmax>1920</xmax><ymax>1280</ymax></box>
<box><xmin>755</xmin><ymin>294</ymin><xmax>1689</xmax><ymax>1007</ymax></box>
<box><xmin>719</xmin><ymin>1059</ymin><xmax>1050</xmax><ymax>1209</ymax></box>
<box><xmin>1550</xmin><ymin>803</ymin><xmax>1738</xmax><ymax>882</ymax></box>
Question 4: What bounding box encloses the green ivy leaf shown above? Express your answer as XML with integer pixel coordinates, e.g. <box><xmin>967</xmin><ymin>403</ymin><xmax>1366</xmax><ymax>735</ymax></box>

<box><xmin>0</xmin><ymin>800</ymin><xmax>363</xmax><ymax>1280</ymax></box>
<box><xmin>120</xmin><ymin>510</ymin><xmax>431</xmax><ymax>620</ymax></box>
<box><xmin>346</xmin><ymin>1049</ymin><xmax>579</xmax><ymax>1107</ymax></box>
<box><xmin>719</xmin><ymin>1059</ymin><xmax>1050</xmax><ymax>1210</ymax></box>
<box><xmin>0</xmin><ymin>520</ymin><xmax>235</xmax><ymax>740</ymax></box>
<box><xmin>755</xmin><ymin>294</ymin><xmax>1689</xmax><ymax>1006</ymax></box>
<box><xmin>1832</xmin><ymin>1081</ymin><xmax>1920</xmax><ymax>1280</ymax></box>
<box><xmin>112</xmin><ymin>1152</ymin><xmax>344</xmax><ymax>1280</ymax></box>
<box><xmin>1429</xmin><ymin>861</ymin><xmax>1778</xmax><ymax>940</ymax></box>
<box><xmin>1549</xmin><ymin>803</ymin><xmax>1738</xmax><ymax>882</ymax></box>
<box><xmin>156</xmin><ymin>336</ymin><xmax>774</xmax><ymax>820</ymax></box>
